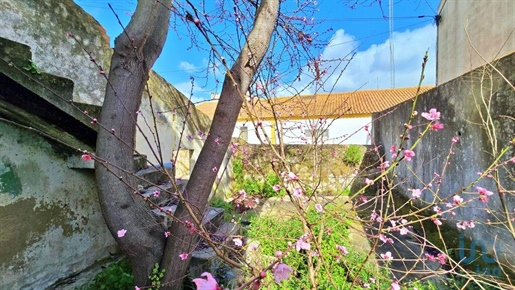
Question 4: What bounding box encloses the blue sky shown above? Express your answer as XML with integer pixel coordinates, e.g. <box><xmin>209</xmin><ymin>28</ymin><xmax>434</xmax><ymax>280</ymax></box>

<box><xmin>74</xmin><ymin>0</ymin><xmax>439</xmax><ymax>102</ymax></box>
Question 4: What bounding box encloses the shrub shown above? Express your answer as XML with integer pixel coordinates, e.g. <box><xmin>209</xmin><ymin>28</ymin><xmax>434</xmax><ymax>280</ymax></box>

<box><xmin>86</xmin><ymin>259</ymin><xmax>134</xmax><ymax>290</ymax></box>
<box><xmin>343</xmin><ymin>145</ymin><xmax>363</xmax><ymax>166</ymax></box>
<box><xmin>242</xmin><ymin>177</ymin><xmax>262</xmax><ymax>195</ymax></box>
<box><xmin>262</xmin><ymin>174</ymin><xmax>285</xmax><ymax>198</ymax></box>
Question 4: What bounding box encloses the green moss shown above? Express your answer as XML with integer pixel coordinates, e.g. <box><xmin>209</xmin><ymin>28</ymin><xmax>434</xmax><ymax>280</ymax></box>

<box><xmin>0</xmin><ymin>158</ymin><xmax>22</xmax><ymax>197</ymax></box>
<box><xmin>0</xmin><ymin>198</ymin><xmax>78</xmax><ymax>269</ymax></box>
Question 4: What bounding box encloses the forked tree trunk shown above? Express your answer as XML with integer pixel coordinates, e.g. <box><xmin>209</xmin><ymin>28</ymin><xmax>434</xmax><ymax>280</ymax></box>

<box><xmin>95</xmin><ymin>0</ymin><xmax>171</xmax><ymax>286</ymax></box>
<box><xmin>160</xmin><ymin>1</ymin><xmax>280</xmax><ymax>289</ymax></box>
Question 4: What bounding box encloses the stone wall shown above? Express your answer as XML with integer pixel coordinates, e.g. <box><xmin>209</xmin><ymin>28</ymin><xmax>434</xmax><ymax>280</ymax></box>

<box><xmin>373</xmin><ymin>52</ymin><xmax>515</xmax><ymax>272</ymax></box>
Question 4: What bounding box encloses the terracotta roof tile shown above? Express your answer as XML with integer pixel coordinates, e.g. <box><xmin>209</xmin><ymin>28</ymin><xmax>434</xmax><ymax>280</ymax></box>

<box><xmin>196</xmin><ymin>86</ymin><xmax>433</xmax><ymax>121</ymax></box>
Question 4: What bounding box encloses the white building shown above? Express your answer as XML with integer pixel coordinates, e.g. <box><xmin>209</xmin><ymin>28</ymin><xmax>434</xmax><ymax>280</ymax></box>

<box><xmin>197</xmin><ymin>86</ymin><xmax>433</xmax><ymax>145</ymax></box>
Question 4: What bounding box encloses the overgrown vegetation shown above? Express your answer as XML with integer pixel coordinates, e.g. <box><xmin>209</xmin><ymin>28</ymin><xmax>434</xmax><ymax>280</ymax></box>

<box><xmin>246</xmin><ymin>206</ymin><xmax>392</xmax><ymax>289</ymax></box>
<box><xmin>233</xmin><ymin>158</ymin><xmax>286</xmax><ymax>198</ymax></box>
<box><xmin>83</xmin><ymin>259</ymin><xmax>133</xmax><ymax>290</ymax></box>
<box><xmin>342</xmin><ymin>145</ymin><xmax>364</xmax><ymax>166</ymax></box>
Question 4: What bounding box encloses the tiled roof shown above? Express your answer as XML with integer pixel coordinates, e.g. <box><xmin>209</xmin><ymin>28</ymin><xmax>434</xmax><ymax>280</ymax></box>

<box><xmin>195</xmin><ymin>86</ymin><xmax>433</xmax><ymax>121</ymax></box>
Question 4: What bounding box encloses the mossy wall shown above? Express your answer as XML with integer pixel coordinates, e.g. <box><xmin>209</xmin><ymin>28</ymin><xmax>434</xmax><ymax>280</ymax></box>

<box><xmin>0</xmin><ymin>0</ymin><xmax>214</xmax><ymax>288</ymax></box>
<box><xmin>373</xmin><ymin>52</ymin><xmax>515</xmax><ymax>275</ymax></box>
<box><xmin>0</xmin><ymin>122</ymin><xmax>115</xmax><ymax>289</ymax></box>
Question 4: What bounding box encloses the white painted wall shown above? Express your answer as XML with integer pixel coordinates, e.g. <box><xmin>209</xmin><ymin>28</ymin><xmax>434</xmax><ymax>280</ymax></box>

<box><xmin>233</xmin><ymin>116</ymin><xmax>372</xmax><ymax>145</ymax></box>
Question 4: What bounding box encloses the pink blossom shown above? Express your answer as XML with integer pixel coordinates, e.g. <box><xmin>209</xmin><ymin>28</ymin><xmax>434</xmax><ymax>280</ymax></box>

<box><xmin>391</xmin><ymin>280</ymin><xmax>401</xmax><ymax>290</ymax></box>
<box><xmin>477</xmin><ymin>186</ymin><xmax>494</xmax><ymax>196</ymax></box>
<box><xmin>453</xmin><ymin>195</ymin><xmax>463</xmax><ymax>205</ymax></box>
<box><xmin>153</xmin><ymin>190</ymin><xmax>160</xmax><ymax>197</ymax></box>
<box><xmin>425</xmin><ymin>253</ymin><xmax>436</xmax><ymax>262</ymax></box>
<box><xmin>477</xmin><ymin>186</ymin><xmax>494</xmax><ymax>203</ymax></box>
<box><xmin>212</xmin><ymin>166</ymin><xmax>218</xmax><ymax>173</ymax></box>
<box><xmin>403</xmin><ymin>150</ymin><xmax>416</xmax><ymax>161</ymax></box>
<box><xmin>192</xmin><ymin>272</ymin><xmax>219</xmax><ymax>290</ymax></box>
<box><xmin>273</xmin><ymin>263</ymin><xmax>293</xmax><ymax>284</ymax></box>
<box><xmin>336</xmin><ymin>245</ymin><xmax>348</xmax><ymax>255</ymax></box>
<box><xmin>272</xmin><ymin>185</ymin><xmax>281</xmax><ymax>192</ymax></box>
<box><xmin>275</xmin><ymin>251</ymin><xmax>283</xmax><ymax>258</ymax></box>
<box><xmin>379</xmin><ymin>161</ymin><xmax>390</xmax><ymax>170</ymax></box>
<box><xmin>399</xmin><ymin>227</ymin><xmax>409</xmax><ymax>235</ymax></box>
<box><xmin>452</xmin><ymin>136</ymin><xmax>459</xmax><ymax>143</ymax></box>
<box><xmin>430</xmin><ymin>121</ymin><xmax>444</xmax><ymax>131</ymax></box>
<box><xmin>421</xmin><ymin>108</ymin><xmax>441</xmax><ymax>121</ymax></box>
<box><xmin>315</xmin><ymin>204</ymin><xmax>323</xmax><ymax>212</ymax></box>
<box><xmin>365</xmin><ymin>178</ymin><xmax>374</xmax><ymax>186</ymax></box>
<box><xmin>379</xmin><ymin>234</ymin><xmax>388</xmax><ymax>243</ymax></box>
<box><xmin>117</xmin><ymin>229</ymin><xmax>127</xmax><ymax>238</ymax></box>
<box><xmin>432</xmin><ymin>218</ymin><xmax>442</xmax><ymax>226</ymax></box>
<box><xmin>233</xmin><ymin>238</ymin><xmax>243</xmax><ymax>247</ymax></box>
<box><xmin>292</xmin><ymin>186</ymin><xmax>303</xmax><ymax>197</ymax></box>
<box><xmin>135</xmin><ymin>287</ymin><xmax>140</xmax><ymax>290</ymax></box>
<box><xmin>286</xmin><ymin>172</ymin><xmax>299</xmax><ymax>181</ymax></box>
<box><xmin>457</xmin><ymin>221</ymin><xmax>475</xmax><ymax>229</ymax></box>
<box><xmin>437</xmin><ymin>253</ymin><xmax>447</xmax><ymax>265</ymax></box>
<box><xmin>180</xmin><ymin>253</ymin><xmax>188</xmax><ymax>260</ymax></box>
<box><xmin>295</xmin><ymin>235</ymin><xmax>311</xmax><ymax>251</ymax></box>
<box><xmin>81</xmin><ymin>154</ymin><xmax>92</xmax><ymax>161</ymax></box>
<box><xmin>390</xmin><ymin>145</ymin><xmax>396</xmax><ymax>153</ymax></box>
<box><xmin>411</xmin><ymin>188</ymin><xmax>422</xmax><ymax>199</ymax></box>
<box><xmin>381</xmin><ymin>251</ymin><xmax>393</xmax><ymax>261</ymax></box>
<box><xmin>230</xmin><ymin>142</ymin><xmax>238</xmax><ymax>153</ymax></box>
<box><xmin>165</xmin><ymin>231</ymin><xmax>171</xmax><ymax>238</ymax></box>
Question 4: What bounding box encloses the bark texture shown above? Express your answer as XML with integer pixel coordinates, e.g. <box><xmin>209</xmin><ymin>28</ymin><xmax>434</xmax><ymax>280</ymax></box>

<box><xmin>160</xmin><ymin>1</ymin><xmax>280</xmax><ymax>289</ymax></box>
<box><xmin>95</xmin><ymin>0</ymin><xmax>171</xmax><ymax>286</ymax></box>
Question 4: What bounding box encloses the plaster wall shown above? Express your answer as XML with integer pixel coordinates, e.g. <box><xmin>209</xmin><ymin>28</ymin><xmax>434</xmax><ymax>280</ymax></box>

<box><xmin>0</xmin><ymin>0</ymin><xmax>111</xmax><ymax>105</ymax></box>
<box><xmin>437</xmin><ymin>0</ymin><xmax>515</xmax><ymax>84</ymax></box>
<box><xmin>0</xmin><ymin>122</ymin><xmax>115</xmax><ymax>289</ymax></box>
<box><xmin>373</xmin><ymin>52</ymin><xmax>515</xmax><ymax>270</ymax></box>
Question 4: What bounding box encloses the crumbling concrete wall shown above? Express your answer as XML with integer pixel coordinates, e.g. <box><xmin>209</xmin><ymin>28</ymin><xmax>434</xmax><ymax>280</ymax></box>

<box><xmin>0</xmin><ymin>121</ymin><xmax>115</xmax><ymax>289</ymax></box>
<box><xmin>373</xmin><ymin>52</ymin><xmax>515</xmax><ymax>274</ymax></box>
<box><xmin>0</xmin><ymin>0</ymin><xmax>216</xmax><ymax>288</ymax></box>
<box><xmin>0</xmin><ymin>0</ymin><xmax>212</xmax><ymax>166</ymax></box>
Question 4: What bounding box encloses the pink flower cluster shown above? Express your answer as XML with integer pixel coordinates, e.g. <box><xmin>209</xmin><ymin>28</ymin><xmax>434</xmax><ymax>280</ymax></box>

<box><xmin>477</xmin><ymin>186</ymin><xmax>494</xmax><ymax>203</ymax></box>
<box><xmin>457</xmin><ymin>220</ymin><xmax>475</xmax><ymax>229</ymax></box>
<box><xmin>425</xmin><ymin>252</ymin><xmax>447</xmax><ymax>265</ymax></box>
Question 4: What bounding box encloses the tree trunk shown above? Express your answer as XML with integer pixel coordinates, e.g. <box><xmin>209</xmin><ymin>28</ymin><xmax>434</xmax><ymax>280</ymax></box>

<box><xmin>160</xmin><ymin>1</ymin><xmax>280</xmax><ymax>289</ymax></box>
<box><xmin>95</xmin><ymin>0</ymin><xmax>171</xmax><ymax>286</ymax></box>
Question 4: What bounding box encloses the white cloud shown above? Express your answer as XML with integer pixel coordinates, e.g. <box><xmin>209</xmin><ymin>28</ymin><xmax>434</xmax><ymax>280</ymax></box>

<box><xmin>299</xmin><ymin>24</ymin><xmax>437</xmax><ymax>93</ymax></box>
<box><xmin>284</xmin><ymin>25</ymin><xmax>436</xmax><ymax>95</ymax></box>
<box><xmin>179</xmin><ymin>61</ymin><xmax>198</xmax><ymax>71</ymax></box>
